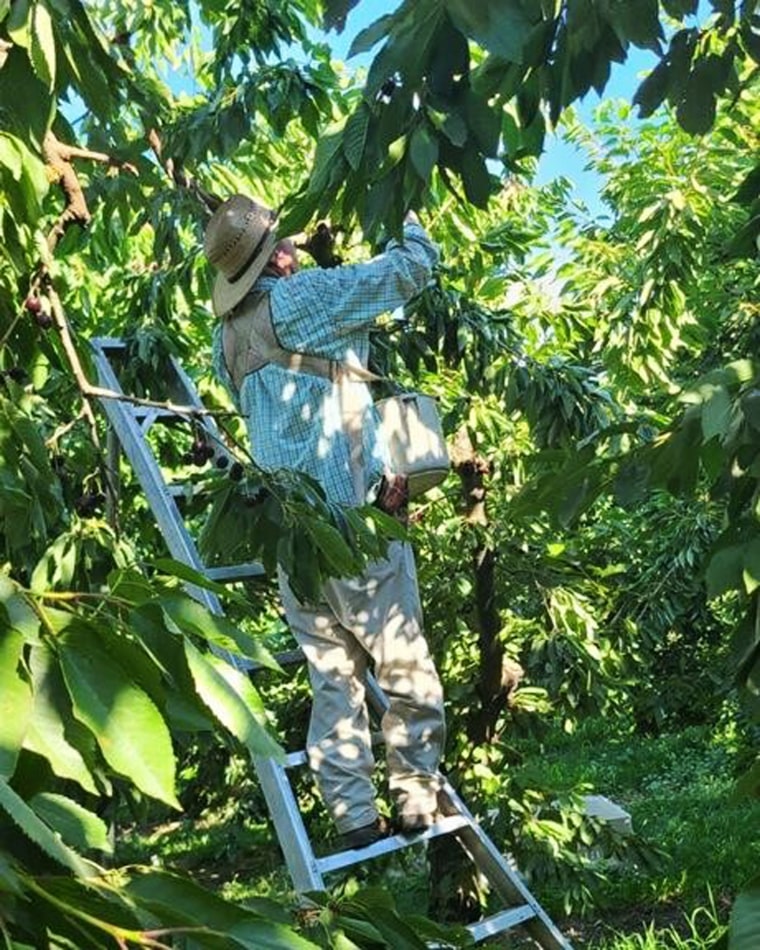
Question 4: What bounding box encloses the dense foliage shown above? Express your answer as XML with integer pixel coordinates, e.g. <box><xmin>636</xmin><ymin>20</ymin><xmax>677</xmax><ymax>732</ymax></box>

<box><xmin>1</xmin><ymin>1</ymin><xmax>759</xmax><ymax>947</ymax></box>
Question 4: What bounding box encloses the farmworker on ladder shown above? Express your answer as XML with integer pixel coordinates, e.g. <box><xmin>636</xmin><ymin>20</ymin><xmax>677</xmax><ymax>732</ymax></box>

<box><xmin>203</xmin><ymin>195</ymin><xmax>445</xmax><ymax>849</ymax></box>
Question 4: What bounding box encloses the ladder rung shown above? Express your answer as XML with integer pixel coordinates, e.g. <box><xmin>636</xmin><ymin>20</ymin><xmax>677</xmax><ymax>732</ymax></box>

<box><xmin>315</xmin><ymin>815</ymin><xmax>471</xmax><ymax>874</ymax></box>
<box><xmin>285</xmin><ymin>730</ymin><xmax>384</xmax><ymax>769</ymax></box>
<box><xmin>466</xmin><ymin>905</ymin><xmax>537</xmax><ymax>943</ymax></box>
<box><xmin>205</xmin><ymin>563</ymin><xmax>265</xmax><ymax>581</ymax></box>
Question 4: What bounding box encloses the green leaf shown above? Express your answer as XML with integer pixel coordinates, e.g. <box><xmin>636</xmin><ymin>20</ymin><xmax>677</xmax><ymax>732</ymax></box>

<box><xmin>441</xmin><ymin>112</ymin><xmax>468</xmax><ymax>146</ymax></box>
<box><xmin>0</xmin><ymin>132</ymin><xmax>23</xmax><ymax>179</ymax></box>
<box><xmin>662</xmin><ymin>0</ymin><xmax>699</xmax><ymax>15</ymax></box>
<box><xmin>30</xmin><ymin>792</ymin><xmax>112</xmax><ymax>854</ymax></box>
<box><xmin>0</xmin><ymin>628</ymin><xmax>32</xmax><ymax>779</ymax></box>
<box><xmin>348</xmin><ymin>13</ymin><xmax>394</xmax><ymax>57</ymax></box>
<box><xmin>6</xmin><ymin>0</ymin><xmax>31</xmax><ymax>43</ymax></box>
<box><xmin>343</xmin><ymin>102</ymin><xmax>370</xmax><ymax>171</ymax></box>
<box><xmin>30</xmin><ymin>0</ymin><xmax>55</xmax><ymax>89</ymax></box>
<box><xmin>59</xmin><ymin>624</ymin><xmax>180</xmax><ymax>809</ymax></box>
<box><xmin>0</xmin><ymin>777</ymin><xmax>94</xmax><ymax>877</ymax></box>
<box><xmin>302</xmin><ymin>517</ymin><xmax>361</xmax><ymax>577</ymax></box>
<box><xmin>125</xmin><ymin>869</ymin><xmax>319</xmax><ymax>949</ymax></box>
<box><xmin>633</xmin><ymin>60</ymin><xmax>671</xmax><ymax>117</ymax></box>
<box><xmin>409</xmin><ymin>123</ymin><xmax>439</xmax><ymax>181</ymax></box>
<box><xmin>159</xmin><ymin>594</ymin><xmax>280</xmax><ymax>671</ymax></box>
<box><xmin>460</xmin><ymin>145</ymin><xmax>494</xmax><ymax>208</ymax></box>
<box><xmin>322</xmin><ymin>0</ymin><xmax>360</xmax><ymax>33</ymax></box>
<box><xmin>733</xmin><ymin>164</ymin><xmax>760</xmax><ymax>205</ymax></box>
<box><xmin>706</xmin><ymin>544</ymin><xmax>745</xmax><ymax>599</ymax></box>
<box><xmin>0</xmin><ymin>45</ymin><xmax>55</xmax><ymax>148</ymax></box>
<box><xmin>676</xmin><ymin>68</ymin><xmax>717</xmax><ymax>135</ymax></box>
<box><xmin>743</xmin><ymin>539</ymin><xmax>760</xmax><ymax>594</ymax></box>
<box><xmin>184</xmin><ymin>640</ymin><xmax>285</xmax><ymax>762</ymax></box>
<box><xmin>445</xmin><ymin>0</ymin><xmax>535</xmax><ymax>62</ymax></box>
<box><xmin>701</xmin><ymin>385</ymin><xmax>732</xmax><ymax>441</ymax></box>
<box><xmin>463</xmin><ymin>90</ymin><xmax>502</xmax><ymax>157</ymax></box>
<box><xmin>152</xmin><ymin>557</ymin><xmax>242</xmax><ymax>600</ymax></box>
<box><xmin>608</xmin><ymin>0</ymin><xmax>664</xmax><ymax>51</ymax></box>
<box><xmin>24</xmin><ymin>645</ymin><xmax>99</xmax><ymax>795</ymax></box>
<box><xmin>729</xmin><ymin>878</ymin><xmax>760</xmax><ymax>950</ymax></box>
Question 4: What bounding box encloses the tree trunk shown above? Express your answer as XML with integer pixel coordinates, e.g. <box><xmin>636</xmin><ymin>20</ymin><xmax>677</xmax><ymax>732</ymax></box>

<box><xmin>428</xmin><ymin>426</ymin><xmax>523</xmax><ymax>922</ymax></box>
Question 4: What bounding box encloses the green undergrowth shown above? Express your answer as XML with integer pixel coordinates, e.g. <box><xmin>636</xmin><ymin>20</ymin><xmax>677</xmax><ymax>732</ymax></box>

<box><xmin>113</xmin><ymin>710</ymin><xmax>758</xmax><ymax>949</ymax></box>
<box><xmin>514</xmin><ymin>710</ymin><xmax>759</xmax><ymax>947</ymax></box>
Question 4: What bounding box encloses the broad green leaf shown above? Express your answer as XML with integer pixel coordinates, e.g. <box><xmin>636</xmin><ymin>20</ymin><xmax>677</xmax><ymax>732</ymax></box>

<box><xmin>322</xmin><ymin>0</ymin><xmax>360</xmax><ymax>32</ymax></box>
<box><xmin>30</xmin><ymin>0</ymin><xmax>55</xmax><ymax>89</ymax></box>
<box><xmin>633</xmin><ymin>60</ymin><xmax>671</xmax><ymax>117</ymax></box>
<box><xmin>733</xmin><ymin>165</ymin><xmax>760</xmax><ymax>206</ymax></box>
<box><xmin>59</xmin><ymin>624</ymin><xmax>180</xmax><ymax>809</ymax></box>
<box><xmin>0</xmin><ymin>45</ymin><xmax>55</xmax><ymax>148</ymax></box>
<box><xmin>152</xmin><ymin>557</ymin><xmax>244</xmax><ymax>600</ymax></box>
<box><xmin>730</xmin><ymin>879</ymin><xmax>760</xmax><ymax>950</ymax></box>
<box><xmin>0</xmin><ymin>628</ymin><xmax>32</xmax><ymax>778</ymax></box>
<box><xmin>0</xmin><ymin>850</ymin><xmax>23</xmax><ymax>896</ymax></box>
<box><xmin>159</xmin><ymin>594</ymin><xmax>280</xmax><ymax>671</ymax></box>
<box><xmin>409</xmin><ymin>124</ymin><xmax>439</xmax><ymax>181</ymax></box>
<box><xmin>303</xmin><ymin>517</ymin><xmax>362</xmax><ymax>577</ymax></box>
<box><xmin>6</xmin><ymin>0</ymin><xmax>30</xmax><ymax>44</ymax></box>
<box><xmin>0</xmin><ymin>777</ymin><xmax>94</xmax><ymax>877</ymax></box>
<box><xmin>701</xmin><ymin>385</ymin><xmax>731</xmax><ymax>441</ymax></box>
<box><xmin>743</xmin><ymin>539</ymin><xmax>760</xmax><ymax>594</ymax></box>
<box><xmin>662</xmin><ymin>0</ymin><xmax>699</xmax><ymax>14</ymax></box>
<box><xmin>706</xmin><ymin>544</ymin><xmax>745</xmax><ymax>599</ymax></box>
<box><xmin>463</xmin><ymin>90</ymin><xmax>501</xmax><ymax>157</ymax></box>
<box><xmin>445</xmin><ymin>0</ymin><xmax>534</xmax><ymax>62</ymax></box>
<box><xmin>0</xmin><ymin>132</ymin><xmax>23</xmax><ymax>179</ymax></box>
<box><xmin>24</xmin><ymin>644</ymin><xmax>99</xmax><ymax>795</ymax></box>
<box><xmin>125</xmin><ymin>869</ymin><xmax>319</xmax><ymax>949</ymax></box>
<box><xmin>30</xmin><ymin>792</ymin><xmax>112</xmax><ymax>854</ymax></box>
<box><xmin>343</xmin><ymin>102</ymin><xmax>370</xmax><ymax>171</ymax></box>
<box><xmin>184</xmin><ymin>640</ymin><xmax>284</xmax><ymax>762</ymax></box>
<box><xmin>610</xmin><ymin>0</ymin><xmax>664</xmax><ymax>50</ymax></box>
<box><xmin>460</xmin><ymin>145</ymin><xmax>493</xmax><ymax>208</ymax></box>
<box><xmin>347</xmin><ymin>13</ymin><xmax>394</xmax><ymax>57</ymax></box>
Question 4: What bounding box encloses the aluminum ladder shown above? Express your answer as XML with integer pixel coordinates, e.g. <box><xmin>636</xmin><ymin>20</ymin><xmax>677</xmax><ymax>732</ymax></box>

<box><xmin>91</xmin><ymin>337</ymin><xmax>573</xmax><ymax>949</ymax></box>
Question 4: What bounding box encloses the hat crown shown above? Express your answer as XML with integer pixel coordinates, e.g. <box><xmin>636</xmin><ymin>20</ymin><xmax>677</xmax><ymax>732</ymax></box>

<box><xmin>204</xmin><ymin>195</ymin><xmax>274</xmax><ymax>281</ymax></box>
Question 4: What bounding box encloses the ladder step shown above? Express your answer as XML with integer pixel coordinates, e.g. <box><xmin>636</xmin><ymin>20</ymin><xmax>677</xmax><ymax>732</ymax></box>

<box><xmin>205</xmin><ymin>563</ymin><xmax>265</xmax><ymax>582</ymax></box>
<box><xmin>285</xmin><ymin>730</ymin><xmax>384</xmax><ymax>769</ymax></box>
<box><xmin>466</xmin><ymin>905</ymin><xmax>537</xmax><ymax>943</ymax></box>
<box><xmin>315</xmin><ymin>815</ymin><xmax>471</xmax><ymax>874</ymax></box>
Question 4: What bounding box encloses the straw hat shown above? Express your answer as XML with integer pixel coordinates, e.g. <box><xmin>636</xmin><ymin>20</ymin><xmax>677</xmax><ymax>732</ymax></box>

<box><xmin>203</xmin><ymin>194</ymin><xmax>279</xmax><ymax>316</ymax></box>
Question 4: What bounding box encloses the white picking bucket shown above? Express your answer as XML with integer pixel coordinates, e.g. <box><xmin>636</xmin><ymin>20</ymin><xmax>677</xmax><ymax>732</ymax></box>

<box><xmin>375</xmin><ymin>393</ymin><xmax>450</xmax><ymax>497</ymax></box>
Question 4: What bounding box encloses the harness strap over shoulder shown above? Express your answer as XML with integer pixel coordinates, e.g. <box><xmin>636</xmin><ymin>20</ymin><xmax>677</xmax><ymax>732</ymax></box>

<box><xmin>221</xmin><ymin>291</ymin><xmax>382</xmax><ymax>391</ymax></box>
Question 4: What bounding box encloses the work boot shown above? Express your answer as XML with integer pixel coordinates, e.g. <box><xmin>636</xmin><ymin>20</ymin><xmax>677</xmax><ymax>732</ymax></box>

<box><xmin>338</xmin><ymin>816</ymin><xmax>390</xmax><ymax>850</ymax></box>
<box><xmin>398</xmin><ymin>812</ymin><xmax>436</xmax><ymax>835</ymax></box>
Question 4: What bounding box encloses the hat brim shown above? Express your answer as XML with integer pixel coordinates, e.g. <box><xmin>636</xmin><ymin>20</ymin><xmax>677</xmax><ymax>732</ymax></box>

<box><xmin>211</xmin><ymin>228</ymin><xmax>280</xmax><ymax>316</ymax></box>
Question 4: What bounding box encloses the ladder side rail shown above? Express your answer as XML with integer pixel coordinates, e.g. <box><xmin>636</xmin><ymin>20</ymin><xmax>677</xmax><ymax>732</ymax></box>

<box><xmin>438</xmin><ymin>776</ymin><xmax>573</xmax><ymax>950</ymax></box>
<box><xmin>364</xmin><ymin>673</ymin><xmax>572</xmax><ymax>950</ymax></box>
<box><xmin>91</xmin><ymin>339</ymin><xmax>324</xmax><ymax>892</ymax></box>
<box><xmin>90</xmin><ymin>340</ymin><xmax>249</xmax><ymax>674</ymax></box>
<box><xmin>253</xmin><ymin>754</ymin><xmax>326</xmax><ymax>894</ymax></box>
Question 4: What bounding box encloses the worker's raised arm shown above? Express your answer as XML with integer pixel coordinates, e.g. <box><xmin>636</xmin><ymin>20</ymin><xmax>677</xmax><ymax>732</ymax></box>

<box><xmin>269</xmin><ymin>216</ymin><xmax>439</xmax><ymax>348</ymax></box>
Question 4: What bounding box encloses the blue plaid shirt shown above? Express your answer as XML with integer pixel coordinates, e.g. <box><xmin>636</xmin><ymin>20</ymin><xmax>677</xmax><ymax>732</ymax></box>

<box><xmin>211</xmin><ymin>222</ymin><xmax>439</xmax><ymax>506</ymax></box>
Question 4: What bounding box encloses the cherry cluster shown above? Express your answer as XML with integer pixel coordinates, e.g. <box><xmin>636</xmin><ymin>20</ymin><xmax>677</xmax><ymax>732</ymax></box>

<box><xmin>182</xmin><ymin>435</ymin><xmax>215</xmax><ymax>467</ymax></box>
<box><xmin>25</xmin><ymin>295</ymin><xmax>53</xmax><ymax>330</ymax></box>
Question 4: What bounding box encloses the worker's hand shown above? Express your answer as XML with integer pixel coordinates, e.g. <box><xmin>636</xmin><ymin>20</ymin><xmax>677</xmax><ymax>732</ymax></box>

<box><xmin>297</xmin><ymin>222</ymin><xmax>343</xmax><ymax>268</ymax></box>
<box><xmin>404</xmin><ymin>210</ymin><xmax>420</xmax><ymax>226</ymax></box>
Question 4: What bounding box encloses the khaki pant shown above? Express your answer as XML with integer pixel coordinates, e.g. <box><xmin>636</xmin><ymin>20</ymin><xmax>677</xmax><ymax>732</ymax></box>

<box><xmin>278</xmin><ymin>540</ymin><xmax>445</xmax><ymax>834</ymax></box>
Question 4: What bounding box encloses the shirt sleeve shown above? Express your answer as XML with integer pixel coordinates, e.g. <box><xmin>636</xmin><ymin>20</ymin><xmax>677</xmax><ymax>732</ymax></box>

<box><xmin>270</xmin><ymin>222</ymin><xmax>439</xmax><ymax>352</ymax></box>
